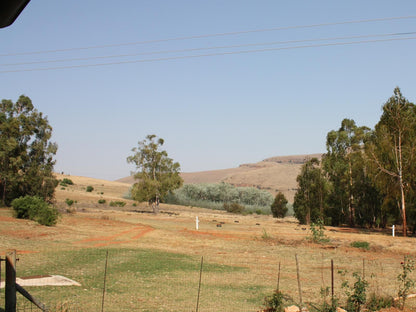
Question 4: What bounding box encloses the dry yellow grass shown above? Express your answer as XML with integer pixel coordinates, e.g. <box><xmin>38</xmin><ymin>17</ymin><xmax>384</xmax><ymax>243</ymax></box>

<box><xmin>54</xmin><ymin>173</ymin><xmax>134</xmax><ymax>209</ymax></box>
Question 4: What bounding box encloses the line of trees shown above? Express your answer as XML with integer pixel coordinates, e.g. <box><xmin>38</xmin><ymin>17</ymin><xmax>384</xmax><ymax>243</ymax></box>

<box><xmin>293</xmin><ymin>87</ymin><xmax>416</xmax><ymax>236</ymax></box>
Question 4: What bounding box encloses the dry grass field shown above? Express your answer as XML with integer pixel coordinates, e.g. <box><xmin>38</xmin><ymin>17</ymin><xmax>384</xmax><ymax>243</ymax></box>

<box><xmin>0</xmin><ymin>174</ymin><xmax>415</xmax><ymax>311</ymax></box>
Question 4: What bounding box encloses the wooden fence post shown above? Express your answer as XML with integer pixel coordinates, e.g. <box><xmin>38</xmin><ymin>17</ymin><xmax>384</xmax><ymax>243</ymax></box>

<box><xmin>5</xmin><ymin>250</ymin><xmax>16</xmax><ymax>312</ymax></box>
<box><xmin>195</xmin><ymin>256</ymin><xmax>204</xmax><ymax>312</ymax></box>
<box><xmin>277</xmin><ymin>261</ymin><xmax>281</xmax><ymax>292</ymax></box>
<box><xmin>295</xmin><ymin>254</ymin><xmax>303</xmax><ymax>306</ymax></box>
<box><xmin>101</xmin><ymin>250</ymin><xmax>109</xmax><ymax>312</ymax></box>
<box><xmin>331</xmin><ymin>259</ymin><xmax>334</xmax><ymax>305</ymax></box>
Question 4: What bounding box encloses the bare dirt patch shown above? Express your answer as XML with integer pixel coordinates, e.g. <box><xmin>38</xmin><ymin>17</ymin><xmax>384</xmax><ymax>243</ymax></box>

<box><xmin>74</xmin><ymin>224</ymin><xmax>154</xmax><ymax>247</ymax></box>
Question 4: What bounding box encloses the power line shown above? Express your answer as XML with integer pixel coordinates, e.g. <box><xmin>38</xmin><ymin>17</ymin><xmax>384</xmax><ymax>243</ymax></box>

<box><xmin>0</xmin><ymin>15</ymin><xmax>415</xmax><ymax>57</ymax></box>
<box><xmin>2</xmin><ymin>31</ymin><xmax>415</xmax><ymax>67</ymax></box>
<box><xmin>1</xmin><ymin>36</ymin><xmax>415</xmax><ymax>73</ymax></box>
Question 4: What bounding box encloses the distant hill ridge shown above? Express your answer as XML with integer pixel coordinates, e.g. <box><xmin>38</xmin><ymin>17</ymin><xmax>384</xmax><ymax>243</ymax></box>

<box><xmin>262</xmin><ymin>153</ymin><xmax>322</xmax><ymax>164</ymax></box>
<box><xmin>117</xmin><ymin>154</ymin><xmax>323</xmax><ymax>202</ymax></box>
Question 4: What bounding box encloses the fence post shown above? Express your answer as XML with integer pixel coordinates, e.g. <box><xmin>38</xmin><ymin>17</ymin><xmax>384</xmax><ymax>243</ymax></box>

<box><xmin>195</xmin><ymin>256</ymin><xmax>204</xmax><ymax>312</ymax></box>
<box><xmin>5</xmin><ymin>250</ymin><xmax>16</xmax><ymax>312</ymax></box>
<box><xmin>331</xmin><ymin>259</ymin><xmax>334</xmax><ymax>304</ymax></box>
<box><xmin>101</xmin><ymin>250</ymin><xmax>109</xmax><ymax>312</ymax></box>
<box><xmin>277</xmin><ymin>261</ymin><xmax>281</xmax><ymax>292</ymax></box>
<box><xmin>295</xmin><ymin>254</ymin><xmax>303</xmax><ymax>306</ymax></box>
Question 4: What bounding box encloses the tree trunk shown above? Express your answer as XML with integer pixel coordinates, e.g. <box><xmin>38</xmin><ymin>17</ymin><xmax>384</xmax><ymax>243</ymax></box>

<box><xmin>152</xmin><ymin>195</ymin><xmax>160</xmax><ymax>214</ymax></box>
<box><xmin>2</xmin><ymin>178</ymin><xmax>6</xmax><ymax>205</ymax></box>
<box><xmin>348</xmin><ymin>159</ymin><xmax>355</xmax><ymax>226</ymax></box>
<box><xmin>401</xmin><ymin>185</ymin><xmax>407</xmax><ymax>237</ymax></box>
<box><xmin>398</xmin><ymin>132</ymin><xmax>407</xmax><ymax>237</ymax></box>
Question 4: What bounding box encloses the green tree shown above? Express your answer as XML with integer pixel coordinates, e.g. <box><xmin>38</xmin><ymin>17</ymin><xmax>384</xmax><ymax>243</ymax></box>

<box><xmin>293</xmin><ymin>157</ymin><xmax>329</xmax><ymax>224</ymax></box>
<box><xmin>0</xmin><ymin>95</ymin><xmax>58</xmax><ymax>206</ymax></box>
<box><xmin>366</xmin><ymin>87</ymin><xmax>416</xmax><ymax>236</ymax></box>
<box><xmin>323</xmin><ymin>119</ymin><xmax>371</xmax><ymax>226</ymax></box>
<box><xmin>271</xmin><ymin>192</ymin><xmax>288</xmax><ymax>218</ymax></box>
<box><xmin>127</xmin><ymin>134</ymin><xmax>183</xmax><ymax>213</ymax></box>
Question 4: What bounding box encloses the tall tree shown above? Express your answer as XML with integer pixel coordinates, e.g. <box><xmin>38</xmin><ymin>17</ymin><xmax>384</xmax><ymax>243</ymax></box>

<box><xmin>323</xmin><ymin>119</ymin><xmax>370</xmax><ymax>226</ymax></box>
<box><xmin>0</xmin><ymin>95</ymin><xmax>58</xmax><ymax>206</ymax></box>
<box><xmin>293</xmin><ymin>158</ymin><xmax>328</xmax><ymax>224</ymax></box>
<box><xmin>366</xmin><ymin>87</ymin><xmax>416</xmax><ymax>236</ymax></box>
<box><xmin>127</xmin><ymin>134</ymin><xmax>183</xmax><ymax>213</ymax></box>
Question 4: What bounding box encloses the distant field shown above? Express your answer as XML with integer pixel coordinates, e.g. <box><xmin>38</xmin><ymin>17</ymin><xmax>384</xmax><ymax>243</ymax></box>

<box><xmin>1</xmin><ymin>174</ymin><xmax>415</xmax><ymax>311</ymax></box>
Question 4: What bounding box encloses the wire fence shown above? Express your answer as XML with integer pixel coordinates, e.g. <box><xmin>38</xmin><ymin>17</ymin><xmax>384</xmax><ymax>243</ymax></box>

<box><xmin>0</xmin><ymin>248</ymin><xmax>413</xmax><ymax>312</ymax></box>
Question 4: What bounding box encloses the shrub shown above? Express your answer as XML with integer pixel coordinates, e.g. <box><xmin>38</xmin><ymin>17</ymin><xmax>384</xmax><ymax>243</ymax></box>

<box><xmin>341</xmin><ymin>271</ymin><xmax>368</xmax><ymax>312</ymax></box>
<box><xmin>397</xmin><ymin>255</ymin><xmax>415</xmax><ymax>310</ymax></box>
<box><xmin>271</xmin><ymin>192</ymin><xmax>288</xmax><ymax>218</ymax></box>
<box><xmin>65</xmin><ymin>198</ymin><xmax>74</xmax><ymax>206</ymax></box>
<box><xmin>98</xmin><ymin>199</ymin><xmax>106</xmax><ymax>204</ymax></box>
<box><xmin>11</xmin><ymin>196</ymin><xmax>59</xmax><ymax>226</ymax></box>
<box><xmin>309</xmin><ymin>219</ymin><xmax>329</xmax><ymax>243</ymax></box>
<box><xmin>86</xmin><ymin>186</ymin><xmax>94</xmax><ymax>192</ymax></box>
<box><xmin>62</xmin><ymin>178</ymin><xmax>74</xmax><ymax>185</ymax></box>
<box><xmin>223</xmin><ymin>202</ymin><xmax>245</xmax><ymax>214</ymax></box>
<box><xmin>109</xmin><ymin>201</ymin><xmax>126</xmax><ymax>207</ymax></box>
<box><xmin>350</xmin><ymin>241</ymin><xmax>370</xmax><ymax>250</ymax></box>
<box><xmin>36</xmin><ymin>206</ymin><xmax>60</xmax><ymax>226</ymax></box>
<box><xmin>365</xmin><ymin>293</ymin><xmax>392</xmax><ymax>311</ymax></box>
<box><xmin>262</xmin><ymin>290</ymin><xmax>290</xmax><ymax>312</ymax></box>
<box><xmin>60</xmin><ymin>178</ymin><xmax>74</xmax><ymax>187</ymax></box>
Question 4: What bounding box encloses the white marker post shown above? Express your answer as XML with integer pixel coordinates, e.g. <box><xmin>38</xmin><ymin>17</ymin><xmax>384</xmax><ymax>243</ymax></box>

<box><xmin>196</xmin><ymin>216</ymin><xmax>199</xmax><ymax>230</ymax></box>
<box><xmin>392</xmin><ymin>225</ymin><xmax>395</xmax><ymax>237</ymax></box>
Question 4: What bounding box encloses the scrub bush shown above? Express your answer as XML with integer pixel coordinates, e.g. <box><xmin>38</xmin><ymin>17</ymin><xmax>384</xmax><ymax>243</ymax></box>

<box><xmin>11</xmin><ymin>196</ymin><xmax>59</xmax><ymax>226</ymax></box>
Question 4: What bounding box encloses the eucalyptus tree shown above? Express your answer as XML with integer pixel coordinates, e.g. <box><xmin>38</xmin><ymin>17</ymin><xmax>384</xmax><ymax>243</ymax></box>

<box><xmin>0</xmin><ymin>95</ymin><xmax>58</xmax><ymax>206</ymax></box>
<box><xmin>322</xmin><ymin>119</ymin><xmax>370</xmax><ymax>226</ymax></box>
<box><xmin>127</xmin><ymin>134</ymin><xmax>183</xmax><ymax>213</ymax></box>
<box><xmin>365</xmin><ymin>87</ymin><xmax>416</xmax><ymax>236</ymax></box>
<box><xmin>293</xmin><ymin>157</ymin><xmax>329</xmax><ymax>224</ymax></box>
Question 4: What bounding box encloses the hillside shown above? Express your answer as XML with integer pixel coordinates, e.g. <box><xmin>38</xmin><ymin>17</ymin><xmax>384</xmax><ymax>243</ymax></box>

<box><xmin>118</xmin><ymin>154</ymin><xmax>323</xmax><ymax>202</ymax></box>
<box><xmin>54</xmin><ymin>174</ymin><xmax>134</xmax><ymax>210</ymax></box>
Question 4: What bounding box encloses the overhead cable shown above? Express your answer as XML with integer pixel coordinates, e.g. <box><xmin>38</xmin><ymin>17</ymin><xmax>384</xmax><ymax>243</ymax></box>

<box><xmin>1</xmin><ymin>36</ymin><xmax>415</xmax><ymax>73</ymax></box>
<box><xmin>0</xmin><ymin>15</ymin><xmax>415</xmax><ymax>57</ymax></box>
<box><xmin>2</xmin><ymin>31</ymin><xmax>415</xmax><ymax>67</ymax></box>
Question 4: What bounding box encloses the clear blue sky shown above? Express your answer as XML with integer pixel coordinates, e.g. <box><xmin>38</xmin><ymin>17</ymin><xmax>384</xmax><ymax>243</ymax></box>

<box><xmin>1</xmin><ymin>1</ymin><xmax>416</xmax><ymax>180</ymax></box>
